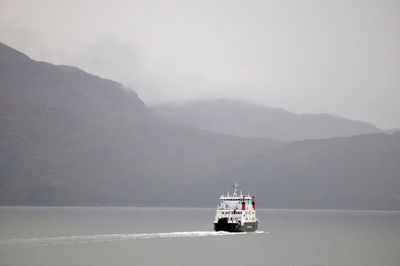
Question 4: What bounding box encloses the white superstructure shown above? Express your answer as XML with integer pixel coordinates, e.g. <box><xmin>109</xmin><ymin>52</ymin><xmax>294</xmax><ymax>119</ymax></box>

<box><xmin>213</xmin><ymin>183</ymin><xmax>258</xmax><ymax>232</ymax></box>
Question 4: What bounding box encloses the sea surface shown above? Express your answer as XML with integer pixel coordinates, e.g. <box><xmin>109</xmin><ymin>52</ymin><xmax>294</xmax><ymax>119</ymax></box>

<box><xmin>0</xmin><ymin>207</ymin><xmax>399</xmax><ymax>266</ymax></box>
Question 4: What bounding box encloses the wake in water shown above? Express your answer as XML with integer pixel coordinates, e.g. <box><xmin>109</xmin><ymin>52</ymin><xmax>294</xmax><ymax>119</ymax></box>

<box><xmin>0</xmin><ymin>230</ymin><xmax>266</xmax><ymax>247</ymax></box>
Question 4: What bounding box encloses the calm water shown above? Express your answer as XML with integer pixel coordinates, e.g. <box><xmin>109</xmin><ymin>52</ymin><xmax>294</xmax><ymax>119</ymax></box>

<box><xmin>0</xmin><ymin>207</ymin><xmax>399</xmax><ymax>266</ymax></box>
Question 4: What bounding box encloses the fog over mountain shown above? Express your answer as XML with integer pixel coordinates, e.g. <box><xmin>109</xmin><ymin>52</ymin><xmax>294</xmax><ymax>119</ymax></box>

<box><xmin>1</xmin><ymin>0</ymin><xmax>400</xmax><ymax>129</ymax></box>
<box><xmin>0</xmin><ymin>42</ymin><xmax>278</xmax><ymax>205</ymax></box>
<box><xmin>1</xmin><ymin>43</ymin><xmax>399</xmax><ymax>209</ymax></box>
<box><xmin>153</xmin><ymin>99</ymin><xmax>382</xmax><ymax>141</ymax></box>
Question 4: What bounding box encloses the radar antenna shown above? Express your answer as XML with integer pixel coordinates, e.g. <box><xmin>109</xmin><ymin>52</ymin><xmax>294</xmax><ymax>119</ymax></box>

<box><xmin>233</xmin><ymin>183</ymin><xmax>238</xmax><ymax>196</ymax></box>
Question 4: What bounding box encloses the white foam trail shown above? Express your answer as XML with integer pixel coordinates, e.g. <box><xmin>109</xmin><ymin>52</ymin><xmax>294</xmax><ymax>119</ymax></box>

<box><xmin>0</xmin><ymin>230</ymin><xmax>266</xmax><ymax>247</ymax></box>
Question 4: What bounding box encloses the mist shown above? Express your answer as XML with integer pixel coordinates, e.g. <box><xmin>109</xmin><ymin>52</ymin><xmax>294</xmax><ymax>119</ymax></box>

<box><xmin>2</xmin><ymin>2</ymin><xmax>400</xmax><ymax>264</ymax></box>
<box><xmin>1</xmin><ymin>0</ymin><xmax>399</xmax><ymax>129</ymax></box>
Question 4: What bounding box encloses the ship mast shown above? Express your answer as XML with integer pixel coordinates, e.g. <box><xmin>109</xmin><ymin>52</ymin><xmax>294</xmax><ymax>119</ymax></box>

<box><xmin>233</xmin><ymin>183</ymin><xmax>238</xmax><ymax>196</ymax></box>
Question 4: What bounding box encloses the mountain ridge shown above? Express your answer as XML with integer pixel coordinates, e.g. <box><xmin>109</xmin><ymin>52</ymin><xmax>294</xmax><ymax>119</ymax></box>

<box><xmin>152</xmin><ymin>99</ymin><xmax>382</xmax><ymax>141</ymax></box>
<box><xmin>1</xmin><ymin>42</ymin><xmax>399</xmax><ymax>210</ymax></box>
<box><xmin>0</xmin><ymin>42</ymin><xmax>279</xmax><ymax>205</ymax></box>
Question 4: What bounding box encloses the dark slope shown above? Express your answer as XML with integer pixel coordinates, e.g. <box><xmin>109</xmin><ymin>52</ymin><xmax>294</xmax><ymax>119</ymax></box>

<box><xmin>153</xmin><ymin>99</ymin><xmax>382</xmax><ymax>141</ymax></box>
<box><xmin>0</xmin><ymin>42</ymin><xmax>279</xmax><ymax>205</ymax></box>
<box><xmin>172</xmin><ymin>133</ymin><xmax>400</xmax><ymax>210</ymax></box>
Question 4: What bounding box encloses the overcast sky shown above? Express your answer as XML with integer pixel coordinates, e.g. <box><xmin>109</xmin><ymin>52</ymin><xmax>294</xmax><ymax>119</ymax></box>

<box><xmin>1</xmin><ymin>0</ymin><xmax>399</xmax><ymax>129</ymax></box>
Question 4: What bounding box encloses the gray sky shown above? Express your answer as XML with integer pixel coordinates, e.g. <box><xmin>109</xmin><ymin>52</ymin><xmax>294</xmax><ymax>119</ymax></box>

<box><xmin>1</xmin><ymin>0</ymin><xmax>399</xmax><ymax>129</ymax></box>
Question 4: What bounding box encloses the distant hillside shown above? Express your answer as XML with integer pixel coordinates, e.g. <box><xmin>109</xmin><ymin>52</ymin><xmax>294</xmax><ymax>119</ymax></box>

<box><xmin>168</xmin><ymin>132</ymin><xmax>400</xmax><ymax>210</ymax></box>
<box><xmin>0</xmin><ymin>42</ymin><xmax>279</xmax><ymax>205</ymax></box>
<box><xmin>1</xmin><ymin>42</ymin><xmax>399</xmax><ymax>210</ymax></box>
<box><xmin>153</xmin><ymin>99</ymin><xmax>382</xmax><ymax>141</ymax></box>
<box><xmin>386</xmin><ymin>128</ymin><xmax>400</xmax><ymax>134</ymax></box>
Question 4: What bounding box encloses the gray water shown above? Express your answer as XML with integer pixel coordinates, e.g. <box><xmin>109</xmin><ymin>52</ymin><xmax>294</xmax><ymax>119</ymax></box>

<box><xmin>0</xmin><ymin>207</ymin><xmax>399</xmax><ymax>266</ymax></box>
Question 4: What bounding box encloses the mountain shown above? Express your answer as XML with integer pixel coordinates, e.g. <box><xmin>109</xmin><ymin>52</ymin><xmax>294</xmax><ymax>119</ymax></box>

<box><xmin>1</xmin><ymin>42</ymin><xmax>399</xmax><ymax>210</ymax></box>
<box><xmin>386</xmin><ymin>128</ymin><xmax>400</xmax><ymax>134</ymax></box>
<box><xmin>0</xmin><ymin>42</ymin><xmax>279</xmax><ymax>205</ymax></box>
<box><xmin>152</xmin><ymin>99</ymin><xmax>382</xmax><ymax>141</ymax></box>
<box><xmin>169</xmin><ymin>132</ymin><xmax>400</xmax><ymax>210</ymax></box>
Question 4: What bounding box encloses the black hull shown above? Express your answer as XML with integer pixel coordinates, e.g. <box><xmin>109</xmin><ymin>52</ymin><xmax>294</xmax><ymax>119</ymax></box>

<box><xmin>214</xmin><ymin>218</ymin><xmax>258</xmax><ymax>232</ymax></box>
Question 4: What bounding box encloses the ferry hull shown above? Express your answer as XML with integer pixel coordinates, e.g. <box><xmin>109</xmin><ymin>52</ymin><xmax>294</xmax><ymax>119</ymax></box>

<box><xmin>214</xmin><ymin>218</ymin><xmax>258</xmax><ymax>232</ymax></box>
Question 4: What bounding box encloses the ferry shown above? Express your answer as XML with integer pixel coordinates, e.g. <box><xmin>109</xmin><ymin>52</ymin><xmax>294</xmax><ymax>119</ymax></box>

<box><xmin>213</xmin><ymin>183</ymin><xmax>258</xmax><ymax>232</ymax></box>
